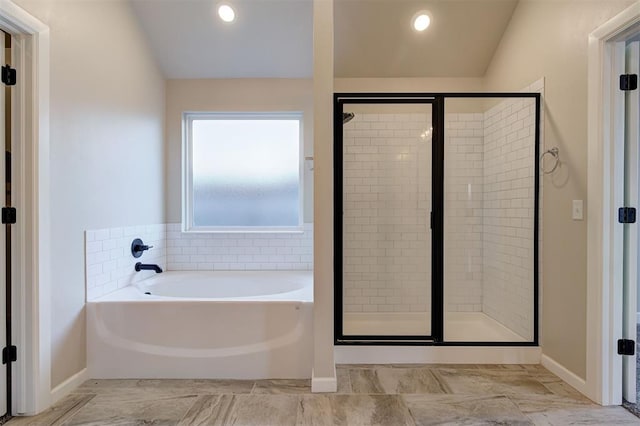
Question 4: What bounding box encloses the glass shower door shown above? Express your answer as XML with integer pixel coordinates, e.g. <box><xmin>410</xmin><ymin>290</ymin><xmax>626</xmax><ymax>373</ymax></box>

<box><xmin>338</xmin><ymin>101</ymin><xmax>434</xmax><ymax>339</ymax></box>
<box><xmin>335</xmin><ymin>92</ymin><xmax>541</xmax><ymax>346</ymax></box>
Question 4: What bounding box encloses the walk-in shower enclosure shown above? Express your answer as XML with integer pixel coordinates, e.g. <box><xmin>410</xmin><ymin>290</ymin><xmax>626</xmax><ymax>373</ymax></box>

<box><xmin>334</xmin><ymin>93</ymin><xmax>540</xmax><ymax>345</ymax></box>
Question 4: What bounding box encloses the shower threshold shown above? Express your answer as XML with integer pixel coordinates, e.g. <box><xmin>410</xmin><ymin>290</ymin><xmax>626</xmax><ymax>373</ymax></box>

<box><xmin>342</xmin><ymin>312</ymin><xmax>527</xmax><ymax>343</ymax></box>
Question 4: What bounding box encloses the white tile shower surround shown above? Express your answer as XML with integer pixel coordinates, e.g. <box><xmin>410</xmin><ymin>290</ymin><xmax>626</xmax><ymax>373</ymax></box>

<box><xmin>482</xmin><ymin>96</ymin><xmax>537</xmax><ymax>340</ymax></box>
<box><xmin>342</xmin><ymin>112</ymin><xmax>432</xmax><ymax>315</ymax></box>
<box><xmin>85</xmin><ymin>223</ymin><xmax>313</xmax><ymax>300</ymax></box>
<box><xmin>444</xmin><ymin>113</ymin><xmax>484</xmax><ymax>313</ymax></box>
<box><xmin>444</xmin><ymin>103</ymin><xmax>537</xmax><ymax>341</ymax></box>
<box><xmin>341</xmin><ymin>110</ymin><xmax>533</xmax><ymax>317</ymax></box>
<box><xmin>342</xmin><ymin>81</ymin><xmax>543</xmax><ymax>340</ymax></box>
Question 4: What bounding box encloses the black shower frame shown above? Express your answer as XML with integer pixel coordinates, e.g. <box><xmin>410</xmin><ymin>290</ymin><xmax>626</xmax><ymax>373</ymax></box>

<box><xmin>334</xmin><ymin>92</ymin><xmax>541</xmax><ymax>347</ymax></box>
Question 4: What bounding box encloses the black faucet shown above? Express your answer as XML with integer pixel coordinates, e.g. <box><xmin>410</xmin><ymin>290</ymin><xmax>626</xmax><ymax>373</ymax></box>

<box><xmin>131</xmin><ymin>238</ymin><xmax>153</xmax><ymax>258</ymax></box>
<box><xmin>135</xmin><ymin>262</ymin><xmax>163</xmax><ymax>273</ymax></box>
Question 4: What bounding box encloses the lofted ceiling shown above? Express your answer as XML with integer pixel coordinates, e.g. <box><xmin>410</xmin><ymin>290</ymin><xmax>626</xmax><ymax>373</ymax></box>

<box><xmin>130</xmin><ymin>0</ymin><xmax>518</xmax><ymax>79</ymax></box>
<box><xmin>334</xmin><ymin>0</ymin><xmax>518</xmax><ymax>78</ymax></box>
<box><xmin>130</xmin><ymin>0</ymin><xmax>314</xmax><ymax>79</ymax></box>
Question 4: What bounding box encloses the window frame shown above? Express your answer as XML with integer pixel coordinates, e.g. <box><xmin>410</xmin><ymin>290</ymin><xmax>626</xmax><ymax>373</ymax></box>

<box><xmin>182</xmin><ymin>111</ymin><xmax>305</xmax><ymax>233</ymax></box>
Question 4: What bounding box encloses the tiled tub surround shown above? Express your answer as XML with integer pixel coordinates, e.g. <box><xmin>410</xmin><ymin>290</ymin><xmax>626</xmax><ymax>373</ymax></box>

<box><xmin>11</xmin><ymin>365</ymin><xmax>639</xmax><ymax>425</ymax></box>
<box><xmin>165</xmin><ymin>223</ymin><xmax>313</xmax><ymax>271</ymax></box>
<box><xmin>85</xmin><ymin>223</ymin><xmax>313</xmax><ymax>300</ymax></box>
<box><xmin>85</xmin><ymin>224</ymin><xmax>166</xmax><ymax>301</ymax></box>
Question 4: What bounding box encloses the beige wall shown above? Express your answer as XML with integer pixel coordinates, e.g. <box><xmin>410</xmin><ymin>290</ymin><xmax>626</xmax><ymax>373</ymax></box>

<box><xmin>483</xmin><ymin>0</ymin><xmax>635</xmax><ymax>378</ymax></box>
<box><xmin>165</xmin><ymin>79</ymin><xmax>313</xmax><ymax>224</ymax></box>
<box><xmin>335</xmin><ymin>78</ymin><xmax>486</xmax><ymax>114</ymax></box>
<box><xmin>335</xmin><ymin>77</ymin><xmax>483</xmax><ymax>93</ymax></box>
<box><xmin>13</xmin><ymin>0</ymin><xmax>165</xmax><ymax>387</ymax></box>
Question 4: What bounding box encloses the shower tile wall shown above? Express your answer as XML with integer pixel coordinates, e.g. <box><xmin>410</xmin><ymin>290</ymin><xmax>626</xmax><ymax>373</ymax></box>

<box><xmin>165</xmin><ymin>223</ymin><xmax>313</xmax><ymax>271</ymax></box>
<box><xmin>342</xmin><ymin>112</ymin><xmax>431</xmax><ymax>313</ymax></box>
<box><xmin>481</xmin><ymin>98</ymin><xmax>536</xmax><ymax>340</ymax></box>
<box><xmin>444</xmin><ymin>93</ymin><xmax>538</xmax><ymax>339</ymax></box>
<box><xmin>85</xmin><ymin>224</ymin><xmax>167</xmax><ymax>300</ymax></box>
<box><xmin>342</xmin><ymin>106</ymin><xmax>536</xmax><ymax>322</ymax></box>
<box><xmin>444</xmin><ymin>113</ymin><xmax>484</xmax><ymax>313</ymax></box>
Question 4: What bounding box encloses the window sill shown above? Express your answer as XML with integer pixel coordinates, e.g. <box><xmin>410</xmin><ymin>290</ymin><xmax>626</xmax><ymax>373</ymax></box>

<box><xmin>181</xmin><ymin>226</ymin><xmax>306</xmax><ymax>234</ymax></box>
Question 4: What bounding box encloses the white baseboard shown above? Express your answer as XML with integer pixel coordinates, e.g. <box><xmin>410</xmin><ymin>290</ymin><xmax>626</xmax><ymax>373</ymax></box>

<box><xmin>541</xmin><ymin>354</ymin><xmax>588</xmax><ymax>397</ymax></box>
<box><xmin>311</xmin><ymin>366</ymin><xmax>337</xmax><ymax>393</ymax></box>
<box><xmin>50</xmin><ymin>368</ymin><xmax>89</xmax><ymax>405</ymax></box>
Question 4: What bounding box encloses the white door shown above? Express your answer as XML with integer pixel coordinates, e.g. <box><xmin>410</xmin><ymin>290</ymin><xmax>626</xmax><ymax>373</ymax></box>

<box><xmin>0</xmin><ymin>30</ymin><xmax>7</xmax><ymax>416</ymax></box>
<box><xmin>623</xmin><ymin>40</ymin><xmax>640</xmax><ymax>404</ymax></box>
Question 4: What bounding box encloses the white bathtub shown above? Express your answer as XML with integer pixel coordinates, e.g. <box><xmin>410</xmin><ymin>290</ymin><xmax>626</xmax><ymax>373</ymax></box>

<box><xmin>87</xmin><ymin>271</ymin><xmax>313</xmax><ymax>379</ymax></box>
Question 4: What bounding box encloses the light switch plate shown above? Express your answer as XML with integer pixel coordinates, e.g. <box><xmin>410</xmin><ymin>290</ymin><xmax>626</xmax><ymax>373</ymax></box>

<box><xmin>572</xmin><ymin>200</ymin><xmax>584</xmax><ymax>220</ymax></box>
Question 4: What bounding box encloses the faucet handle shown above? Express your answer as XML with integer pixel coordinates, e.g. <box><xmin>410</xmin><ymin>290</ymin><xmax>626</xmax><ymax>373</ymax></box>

<box><xmin>131</xmin><ymin>238</ymin><xmax>153</xmax><ymax>258</ymax></box>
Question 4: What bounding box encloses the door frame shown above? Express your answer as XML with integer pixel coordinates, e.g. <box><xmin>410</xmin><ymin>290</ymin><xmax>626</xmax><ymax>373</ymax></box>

<box><xmin>622</xmin><ymin>40</ymin><xmax>639</xmax><ymax>403</ymax></box>
<box><xmin>333</xmin><ymin>92</ymin><xmax>541</xmax><ymax>347</ymax></box>
<box><xmin>587</xmin><ymin>1</ymin><xmax>640</xmax><ymax>406</ymax></box>
<box><xmin>0</xmin><ymin>0</ymin><xmax>50</xmax><ymax>416</ymax></box>
<box><xmin>333</xmin><ymin>94</ymin><xmax>442</xmax><ymax>344</ymax></box>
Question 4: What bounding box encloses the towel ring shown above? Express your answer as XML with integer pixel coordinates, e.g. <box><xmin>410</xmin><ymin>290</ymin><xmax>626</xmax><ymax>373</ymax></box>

<box><xmin>541</xmin><ymin>147</ymin><xmax>559</xmax><ymax>174</ymax></box>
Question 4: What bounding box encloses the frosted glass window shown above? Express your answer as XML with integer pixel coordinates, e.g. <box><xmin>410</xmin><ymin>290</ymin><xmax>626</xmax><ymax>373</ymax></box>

<box><xmin>183</xmin><ymin>113</ymin><xmax>302</xmax><ymax>231</ymax></box>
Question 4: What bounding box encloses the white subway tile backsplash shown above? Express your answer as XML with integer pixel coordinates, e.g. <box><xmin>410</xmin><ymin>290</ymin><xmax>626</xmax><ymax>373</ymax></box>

<box><xmin>109</xmin><ymin>228</ymin><xmax>123</xmax><ymax>239</ymax></box>
<box><xmin>94</xmin><ymin>229</ymin><xmax>110</xmax><ymax>241</ymax></box>
<box><xmin>86</xmin><ymin>241</ymin><xmax>102</xmax><ymax>254</ymax></box>
<box><xmin>86</xmin><ymin>222</ymin><xmax>314</xmax><ymax>300</ymax></box>
<box><xmin>85</xmin><ymin>224</ymin><xmax>167</xmax><ymax>300</ymax></box>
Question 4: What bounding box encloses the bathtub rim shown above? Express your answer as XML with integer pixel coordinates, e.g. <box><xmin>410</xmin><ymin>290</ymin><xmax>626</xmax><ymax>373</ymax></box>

<box><xmin>90</xmin><ymin>270</ymin><xmax>314</xmax><ymax>303</ymax></box>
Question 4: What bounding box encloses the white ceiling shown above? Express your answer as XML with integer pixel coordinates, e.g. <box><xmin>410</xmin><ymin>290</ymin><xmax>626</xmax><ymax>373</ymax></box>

<box><xmin>130</xmin><ymin>0</ymin><xmax>518</xmax><ymax>79</ymax></box>
<box><xmin>130</xmin><ymin>0</ymin><xmax>313</xmax><ymax>79</ymax></box>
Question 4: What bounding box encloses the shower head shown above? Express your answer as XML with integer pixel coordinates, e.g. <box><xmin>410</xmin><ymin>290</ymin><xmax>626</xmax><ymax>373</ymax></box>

<box><xmin>343</xmin><ymin>112</ymin><xmax>355</xmax><ymax>124</ymax></box>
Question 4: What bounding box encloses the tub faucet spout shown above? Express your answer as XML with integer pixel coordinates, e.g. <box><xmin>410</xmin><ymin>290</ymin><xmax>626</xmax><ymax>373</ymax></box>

<box><xmin>135</xmin><ymin>262</ymin><xmax>163</xmax><ymax>273</ymax></box>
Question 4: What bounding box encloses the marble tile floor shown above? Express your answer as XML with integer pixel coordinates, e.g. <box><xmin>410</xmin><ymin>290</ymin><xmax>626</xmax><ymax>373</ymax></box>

<box><xmin>7</xmin><ymin>364</ymin><xmax>640</xmax><ymax>425</ymax></box>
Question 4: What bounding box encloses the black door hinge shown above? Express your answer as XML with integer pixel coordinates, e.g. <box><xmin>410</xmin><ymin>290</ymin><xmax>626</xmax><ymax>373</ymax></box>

<box><xmin>2</xmin><ymin>346</ymin><xmax>16</xmax><ymax>364</ymax></box>
<box><xmin>1</xmin><ymin>206</ymin><xmax>15</xmax><ymax>224</ymax></box>
<box><xmin>621</xmin><ymin>74</ymin><xmax>638</xmax><ymax>91</ymax></box>
<box><xmin>618</xmin><ymin>339</ymin><xmax>635</xmax><ymax>355</ymax></box>
<box><xmin>619</xmin><ymin>207</ymin><xmax>636</xmax><ymax>224</ymax></box>
<box><xmin>1</xmin><ymin>65</ymin><xmax>15</xmax><ymax>86</ymax></box>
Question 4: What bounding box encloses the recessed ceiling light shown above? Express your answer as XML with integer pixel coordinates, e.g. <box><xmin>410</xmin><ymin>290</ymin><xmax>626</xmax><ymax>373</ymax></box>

<box><xmin>412</xmin><ymin>11</ymin><xmax>431</xmax><ymax>32</ymax></box>
<box><xmin>218</xmin><ymin>4</ymin><xmax>236</xmax><ymax>23</ymax></box>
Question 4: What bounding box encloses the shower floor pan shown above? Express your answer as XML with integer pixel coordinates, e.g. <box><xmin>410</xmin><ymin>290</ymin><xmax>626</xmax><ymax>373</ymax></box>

<box><xmin>343</xmin><ymin>311</ymin><xmax>527</xmax><ymax>342</ymax></box>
